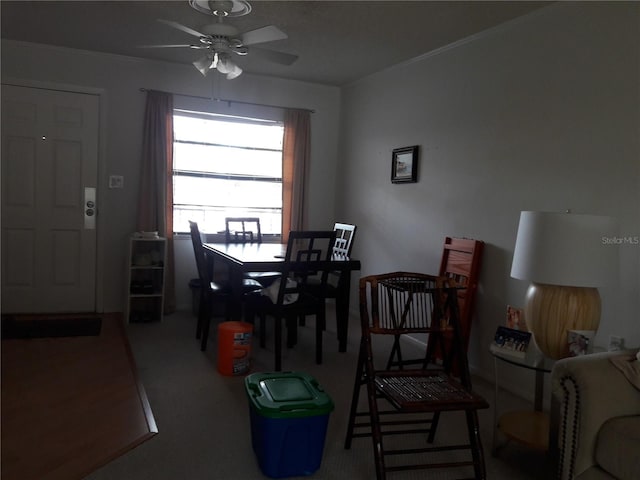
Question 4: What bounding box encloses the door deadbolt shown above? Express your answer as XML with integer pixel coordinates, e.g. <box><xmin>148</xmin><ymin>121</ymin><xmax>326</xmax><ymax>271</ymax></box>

<box><xmin>84</xmin><ymin>187</ymin><xmax>96</xmax><ymax>229</ymax></box>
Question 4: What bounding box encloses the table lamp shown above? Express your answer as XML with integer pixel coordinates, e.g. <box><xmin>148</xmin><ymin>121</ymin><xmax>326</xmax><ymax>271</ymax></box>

<box><xmin>510</xmin><ymin>211</ymin><xmax>617</xmax><ymax>359</ymax></box>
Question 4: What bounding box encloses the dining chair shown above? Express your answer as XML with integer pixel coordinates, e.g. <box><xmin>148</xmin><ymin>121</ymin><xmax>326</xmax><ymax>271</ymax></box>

<box><xmin>224</xmin><ymin>217</ymin><xmax>262</xmax><ymax>243</ymax></box>
<box><xmin>189</xmin><ymin>220</ymin><xmax>262</xmax><ymax>351</ymax></box>
<box><xmin>244</xmin><ymin>230</ymin><xmax>337</xmax><ymax>371</ymax></box>
<box><xmin>332</xmin><ymin>222</ymin><xmax>357</xmax><ymax>260</ymax></box>
<box><xmin>299</xmin><ymin>222</ymin><xmax>357</xmax><ymax>330</ymax></box>
<box><xmin>344</xmin><ymin>272</ymin><xmax>489</xmax><ymax>480</ymax></box>
<box><xmin>224</xmin><ymin>216</ymin><xmax>281</xmax><ymax>287</ymax></box>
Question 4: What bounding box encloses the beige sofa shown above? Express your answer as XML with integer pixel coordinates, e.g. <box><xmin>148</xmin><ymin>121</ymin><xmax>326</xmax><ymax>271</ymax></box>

<box><xmin>551</xmin><ymin>349</ymin><xmax>640</xmax><ymax>480</ymax></box>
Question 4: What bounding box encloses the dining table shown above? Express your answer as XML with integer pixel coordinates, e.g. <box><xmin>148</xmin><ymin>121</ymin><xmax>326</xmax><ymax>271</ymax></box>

<box><xmin>202</xmin><ymin>242</ymin><xmax>361</xmax><ymax>352</ymax></box>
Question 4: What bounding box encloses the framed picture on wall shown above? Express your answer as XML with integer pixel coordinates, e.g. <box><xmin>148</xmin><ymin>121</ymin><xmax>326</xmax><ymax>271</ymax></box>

<box><xmin>391</xmin><ymin>145</ymin><xmax>419</xmax><ymax>184</ymax></box>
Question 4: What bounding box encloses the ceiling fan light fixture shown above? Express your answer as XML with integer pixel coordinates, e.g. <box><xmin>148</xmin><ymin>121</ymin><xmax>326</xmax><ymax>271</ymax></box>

<box><xmin>216</xmin><ymin>54</ymin><xmax>233</xmax><ymax>73</ymax></box>
<box><xmin>225</xmin><ymin>64</ymin><xmax>243</xmax><ymax>80</ymax></box>
<box><xmin>194</xmin><ymin>53</ymin><xmax>242</xmax><ymax>79</ymax></box>
<box><xmin>193</xmin><ymin>54</ymin><xmax>214</xmax><ymax>76</ymax></box>
<box><xmin>216</xmin><ymin>54</ymin><xmax>242</xmax><ymax>79</ymax></box>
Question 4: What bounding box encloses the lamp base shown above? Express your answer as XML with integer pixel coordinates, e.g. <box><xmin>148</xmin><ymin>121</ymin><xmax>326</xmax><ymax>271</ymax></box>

<box><xmin>525</xmin><ymin>283</ymin><xmax>601</xmax><ymax>359</ymax></box>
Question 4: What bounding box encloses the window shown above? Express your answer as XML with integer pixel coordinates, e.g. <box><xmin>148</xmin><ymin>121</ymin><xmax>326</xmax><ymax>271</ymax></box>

<box><xmin>172</xmin><ymin>110</ymin><xmax>284</xmax><ymax>236</ymax></box>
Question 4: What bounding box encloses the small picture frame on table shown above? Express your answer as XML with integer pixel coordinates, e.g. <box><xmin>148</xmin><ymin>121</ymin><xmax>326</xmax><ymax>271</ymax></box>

<box><xmin>492</xmin><ymin>326</ymin><xmax>532</xmax><ymax>359</ymax></box>
<box><xmin>506</xmin><ymin>305</ymin><xmax>526</xmax><ymax>331</ymax></box>
<box><xmin>568</xmin><ymin>330</ymin><xmax>595</xmax><ymax>356</ymax></box>
<box><xmin>391</xmin><ymin>145</ymin><xmax>419</xmax><ymax>184</ymax></box>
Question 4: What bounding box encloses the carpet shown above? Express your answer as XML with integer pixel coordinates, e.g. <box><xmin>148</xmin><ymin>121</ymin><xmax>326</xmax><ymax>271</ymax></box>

<box><xmin>84</xmin><ymin>310</ymin><xmax>555</xmax><ymax>480</ymax></box>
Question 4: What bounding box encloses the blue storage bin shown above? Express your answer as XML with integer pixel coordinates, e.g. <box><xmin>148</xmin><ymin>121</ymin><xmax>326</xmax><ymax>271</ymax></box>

<box><xmin>244</xmin><ymin>372</ymin><xmax>334</xmax><ymax>478</ymax></box>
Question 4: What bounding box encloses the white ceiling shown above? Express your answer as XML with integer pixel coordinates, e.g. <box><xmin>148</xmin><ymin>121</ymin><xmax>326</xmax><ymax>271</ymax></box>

<box><xmin>1</xmin><ymin>1</ymin><xmax>549</xmax><ymax>86</ymax></box>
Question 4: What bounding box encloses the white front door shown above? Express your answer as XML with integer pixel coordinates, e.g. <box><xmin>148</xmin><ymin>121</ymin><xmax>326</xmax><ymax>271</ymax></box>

<box><xmin>1</xmin><ymin>84</ymin><xmax>99</xmax><ymax>313</ymax></box>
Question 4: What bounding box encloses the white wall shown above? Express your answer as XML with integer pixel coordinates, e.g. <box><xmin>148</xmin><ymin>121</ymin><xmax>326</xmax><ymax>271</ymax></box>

<box><xmin>337</xmin><ymin>2</ymin><xmax>640</xmax><ymax>390</ymax></box>
<box><xmin>1</xmin><ymin>40</ymin><xmax>341</xmax><ymax>312</ymax></box>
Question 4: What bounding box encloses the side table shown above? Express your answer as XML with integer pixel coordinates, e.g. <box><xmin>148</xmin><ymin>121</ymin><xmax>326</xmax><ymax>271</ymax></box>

<box><xmin>489</xmin><ymin>343</ymin><xmax>555</xmax><ymax>454</ymax></box>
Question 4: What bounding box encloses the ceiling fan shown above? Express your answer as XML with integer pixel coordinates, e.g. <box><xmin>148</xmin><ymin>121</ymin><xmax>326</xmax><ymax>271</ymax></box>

<box><xmin>141</xmin><ymin>0</ymin><xmax>298</xmax><ymax>79</ymax></box>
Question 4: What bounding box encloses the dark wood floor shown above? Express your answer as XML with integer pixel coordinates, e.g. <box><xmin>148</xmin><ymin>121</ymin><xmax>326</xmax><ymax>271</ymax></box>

<box><xmin>1</xmin><ymin>313</ymin><xmax>157</xmax><ymax>480</ymax></box>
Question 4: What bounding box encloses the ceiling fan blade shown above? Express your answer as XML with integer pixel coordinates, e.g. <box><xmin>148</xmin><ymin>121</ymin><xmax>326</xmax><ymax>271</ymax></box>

<box><xmin>157</xmin><ymin>19</ymin><xmax>205</xmax><ymax>38</ymax></box>
<box><xmin>250</xmin><ymin>46</ymin><xmax>298</xmax><ymax>66</ymax></box>
<box><xmin>241</xmin><ymin>25</ymin><xmax>287</xmax><ymax>46</ymax></box>
<box><xmin>138</xmin><ymin>44</ymin><xmax>202</xmax><ymax>49</ymax></box>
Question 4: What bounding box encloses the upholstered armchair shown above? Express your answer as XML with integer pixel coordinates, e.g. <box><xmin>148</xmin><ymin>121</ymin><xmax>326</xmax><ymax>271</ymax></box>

<box><xmin>551</xmin><ymin>349</ymin><xmax>640</xmax><ymax>480</ymax></box>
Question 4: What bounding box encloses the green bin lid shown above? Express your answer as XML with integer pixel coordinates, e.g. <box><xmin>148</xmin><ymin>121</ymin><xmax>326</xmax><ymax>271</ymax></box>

<box><xmin>245</xmin><ymin>372</ymin><xmax>334</xmax><ymax>419</ymax></box>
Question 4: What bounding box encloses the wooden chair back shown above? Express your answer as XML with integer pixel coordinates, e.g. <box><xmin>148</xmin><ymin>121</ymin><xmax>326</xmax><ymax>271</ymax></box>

<box><xmin>225</xmin><ymin>217</ymin><xmax>262</xmax><ymax>244</ymax></box>
<box><xmin>280</xmin><ymin>230</ymin><xmax>337</xmax><ymax>296</ymax></box>
<box><xmin>438</xmin><ymin>237</ymin><xmax>484</xmax><ymax>352</ymax></box>
<box><xmin>189</xmin><ymin>220</ymin><xmax>219</xmax><ymax>351</ymax></box>
<box><xmin>332</xmin><ymin>222</ymin><xmax>357</xmax><ymax>260</ymax></box>
<box><xmin>188</xmin><ymin>220</ymin><xmax>211</xmax><ymax>288</ymax></box>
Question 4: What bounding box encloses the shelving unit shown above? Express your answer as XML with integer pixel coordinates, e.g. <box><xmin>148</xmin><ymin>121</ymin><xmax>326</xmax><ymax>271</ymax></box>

<box><xmin>125</xmin><ymin>235</ymin><xmax>166</xmax><ymax>323</ymax></box>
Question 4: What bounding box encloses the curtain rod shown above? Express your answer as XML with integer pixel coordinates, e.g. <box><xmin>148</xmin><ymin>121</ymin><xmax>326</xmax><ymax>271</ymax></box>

<box><xmin>139</xmin><ymin>88</ymin><xmax>314</xmax><ymax>113</ymax></box>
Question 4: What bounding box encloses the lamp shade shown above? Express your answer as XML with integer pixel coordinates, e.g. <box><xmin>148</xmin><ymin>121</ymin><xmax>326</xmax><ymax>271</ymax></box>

<box><xmin>510</xmin><ymin>211</ymin><xmax>617</xmax><ymax>288</ymax></box>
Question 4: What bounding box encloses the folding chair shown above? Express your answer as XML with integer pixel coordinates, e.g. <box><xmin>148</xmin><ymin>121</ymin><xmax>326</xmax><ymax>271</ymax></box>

<box><xmin>436</xmin><ymin>237</ymin><xmax>484</xmax><ymax>358</ymax></box>
<box><xmin>344</xmin><ymin>272</ymin><xmax>488</xmax><ymax>480</ymax></box>
<box><xmin>387</xmin><ymin>237</ymin><xmax>484</xmax><ymax>372</ymax></box>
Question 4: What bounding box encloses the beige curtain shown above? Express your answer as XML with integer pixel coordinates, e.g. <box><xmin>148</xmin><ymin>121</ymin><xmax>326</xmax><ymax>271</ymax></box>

<box><xmin>282</xmin><ymin>108</ymin><xmax>311</xmax><ymax>242</ymax></box>
<box><xmin>137</xmin><ymin>90</ymin><xmax>176</xmax><ymax>314</ymax></box>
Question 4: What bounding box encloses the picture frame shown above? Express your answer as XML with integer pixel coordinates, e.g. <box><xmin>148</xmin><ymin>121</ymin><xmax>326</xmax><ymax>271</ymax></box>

<box><xmin>391</xmin><ymin>145</ymin><xmax>419</xmax><ymax>184</ymax></box>
<box><xmin>568</xmin><ymin>330</ymin><xmax>595</xmax><ymax>356</ymax></box>
<box><xmin>492</xmin><ymin>326</ymin><xmax>532</xmax><ymax>359</ymax></box>
<box><xmin>506</xmin><ymin>305</ymin><xmax>526</xmax><ymax>331</ymax></box>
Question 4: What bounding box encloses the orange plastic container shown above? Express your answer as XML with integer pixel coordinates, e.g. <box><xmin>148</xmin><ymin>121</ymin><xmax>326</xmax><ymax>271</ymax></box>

<box><xmin>217</xmin><ymin>321</ymin><xmax>253</xmax><ymax>376</ymax></box>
